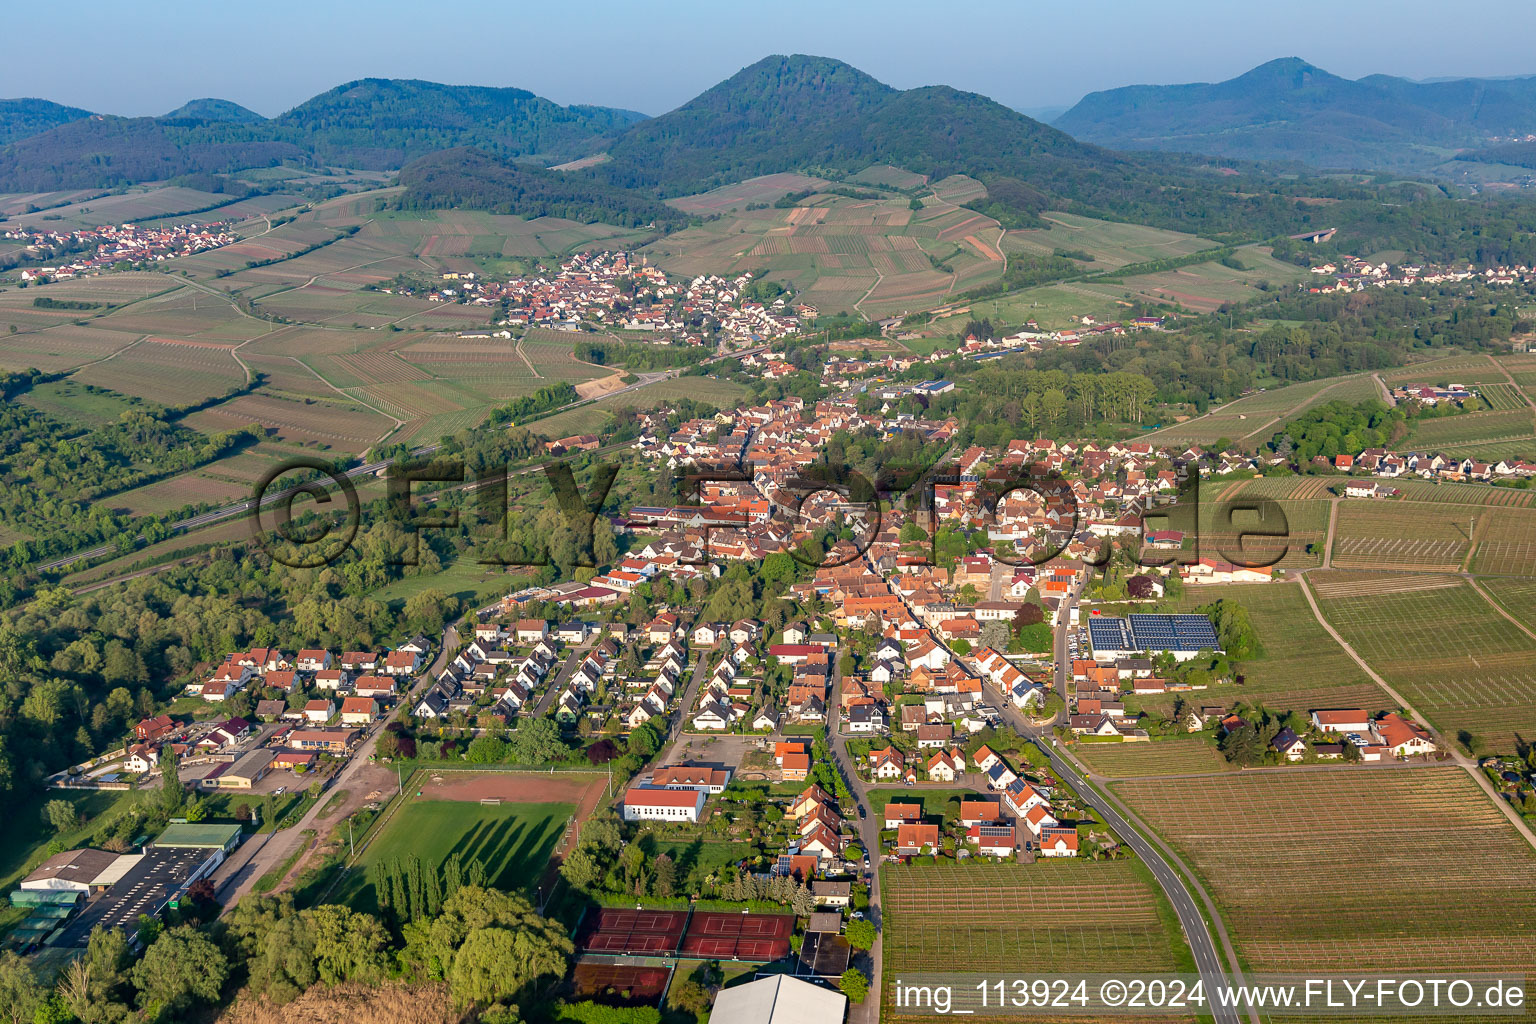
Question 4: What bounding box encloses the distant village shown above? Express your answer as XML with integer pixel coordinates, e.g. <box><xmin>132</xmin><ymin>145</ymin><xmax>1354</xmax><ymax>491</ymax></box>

<box><xmin>1306</xmin><ymin>253</ymin><xmax>1536</xmax><ymax>293</ymax></box>
<box><xmin>8</xmin><ymin>222</ymin><xmax>236</xmax><ymax>281</ymax></box>
<box><xmin>405</xmin><ymin>250</ymin><xmax>806</xmax><ymax>347</ymax></box>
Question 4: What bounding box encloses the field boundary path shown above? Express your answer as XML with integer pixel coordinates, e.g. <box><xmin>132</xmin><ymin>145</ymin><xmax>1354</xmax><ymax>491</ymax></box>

<box><xmin>1295</xmin><ymin>575</ymin><xmax>1536</xmax><ymax>850</ymax></box>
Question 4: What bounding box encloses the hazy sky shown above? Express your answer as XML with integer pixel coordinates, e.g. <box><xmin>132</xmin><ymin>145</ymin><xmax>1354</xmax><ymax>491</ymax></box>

<box><xmin>9</xmin><ymin>0</ymin><xmax>1536</xmax><ymax>118</ymax></box>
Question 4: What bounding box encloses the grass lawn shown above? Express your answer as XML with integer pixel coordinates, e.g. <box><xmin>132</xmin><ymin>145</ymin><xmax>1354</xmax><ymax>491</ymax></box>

<box><xmin>0</xmin><ymin>788</ymin><xmax>140</xmax><ymax>891</ymax></box>
<box><xmin>341</xmin><ymin>798</ymin><xmax>573</xmax><ymax>911</ymax></box>
<box><xmin>642</xmin><ymin>838</ymin><xmax>741</xmax><ymax>882</ymax></box>
<box><xmin>864</xmin><ymin>787</ymin><xmax>976</xmax><ymax>827</ymax></box>
<box><xmin>18</xmin><ymin>380</ymin><xmax>144</xmax><ymax>429</ymax></box>
<box><xmin>370</xmin><ymin>557</ymin><xmax>522</xmax><ymax>610</ymax></box>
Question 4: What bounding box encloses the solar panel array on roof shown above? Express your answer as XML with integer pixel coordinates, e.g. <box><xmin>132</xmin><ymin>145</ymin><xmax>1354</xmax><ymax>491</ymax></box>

<box><xmin>1129</xmin><ymin>613</ymin><xmax>1220</xmax><ymax>651</ymax></box>
<box><xmin>1087</xmin><ymin>617</ymin><xmax>1135</xmax><ymax>652</ymax></box>
<box><xmin>978</xmin><ymin>825</ymin><xmax>1014</xmax><ymax>838</ymax></box>
<box><xmin>1091</xmin><ymin>614</ymin><xmax>1221</xmax><ymax>655</ymax></box>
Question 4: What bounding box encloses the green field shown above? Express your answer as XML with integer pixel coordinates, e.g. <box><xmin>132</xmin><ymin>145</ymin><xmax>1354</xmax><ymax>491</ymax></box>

<box><xmin>0</xmin><ymin>788</ymin><xmax>139</xmax><ymax>893</ymax></box>
<box><xmin>17</xmin><ymin>380</ymin><xmax>145</xmax><ymax>428</ymax></box>
<box><xmin>968</xmin><ymin>247</ymin><xmax>1310</xmax><ymax>331</ymax></box>
<box><xmin>370</xmin><ymin>556</ymin><xmax>526</xmax><ymax>609</ymax></box>
<box><xmin>1132</xmin><ymin>581</ymin><xmax>1391</xmax><ymax>719</ymax></box>
<box><xmin>1072</xmin><ymin>736</ymin><xmax>1232</xmax><ymax>778</ymax></box>
<box><xmin>529</xmin><ymin>375</ymin><xmax>749</xmax><ymax>438</ymax></box>
<box><xmin>643</xmin><ymin>188</ymin><xmax>1004</xmax><ymax>318</ymax></box>
<box><xmin>342</xmin><ymin>798</ymin><xmax>574</xmax><ymax>911</ymax></box>
<box><xmin>1142</xmin><ymin>373</ymin><xmax>1381</xmax><ymax>447</ymax></box>
<box><xmin>1114</xmin><ymin>767</ymin><xmax>1536</xmax><ymax>973</ymax></box>
<box><xmin>1002</xmin><ymin>211</ymin><xmax>1217</xmax><ymax>271</ymax></box>
<box><xmin>1310</xmin><ymin>571</ymin><xmax>1536</xmax><ymax>750</ymax></box>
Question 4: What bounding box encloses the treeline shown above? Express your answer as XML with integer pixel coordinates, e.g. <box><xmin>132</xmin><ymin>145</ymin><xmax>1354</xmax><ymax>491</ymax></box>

<box><xmin>574</xmin><ymin>339</ymin><xmax>699</xmax><ymax>370</ymax></box>
<box><xmin>999</xmin><ymin>285</ymin><xmax>1523</xmax><ymax>413</ymax></box>
<box><xmin>487</xmin><ymin>381</ymin><xmax>578</xmax><ymax>424</ymax></box>
<box><xmin>396</xmin><ymin>148</ymin><xmax>688</xmax><ymax>230</ymax></box>
<box><xmin>923</xmin><ymin>366</ymin><xmax>1160</xmax><ymax>446</ymax></box>
<box><xmin>0</xmin><ymin>401</ymin><xmax>263</xmax><ymax>576</ymax></box>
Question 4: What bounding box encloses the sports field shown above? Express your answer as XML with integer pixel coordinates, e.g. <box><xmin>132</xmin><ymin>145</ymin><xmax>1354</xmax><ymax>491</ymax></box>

<box><xmin>1114</xmin><ymin>767</ymin><xmax>1536</xmax><ymax>973</ymax></box>
<box><xmin>342</xmin><ymin>770</ymin><xmax>606</xmax><ymax>910</ymax></box>
<box><xmin>1310</xmin><ymin>571</ymin><xmax>1536</xmax><ymax>750</ymax></box>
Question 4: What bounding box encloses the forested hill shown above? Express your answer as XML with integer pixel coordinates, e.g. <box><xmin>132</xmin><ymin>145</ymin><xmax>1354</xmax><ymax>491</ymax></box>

<box><xmin>271</xmin><ymin>78</ymin><xmax>647</xmax><ymax>167</ymax></box>
<box><xmin>0</xmin><ymin>117</ymin><xmax>304</xmax><ymax>191</ymax></box>
<box><xmin>0</xmin><ymin>97</ymin><xmax>92</xmax><ymax>146</ymax></box>
<box><xmin>598</xmin><ymin>54</ymin><xmax>1114</xmax><ymax>194</ymax></box>
<box><xmin>161</xmin><ymin>98</ymin><xmax>266</xmax><ymax>123</ymax></box>
<box><xmin>0</xmin><ymin>79</ymin><xmax>647</xmax><ymax>190</ymax></box>
<box><xmin>588</xmin><ymin>54</ymin><xmax>1391</xmax><ymax>239</ymax></box>
<box><xmin>395</xmin><ymin>147</ymin><xmax>688</xmax><ymax>230</ymax></box>
<box><xmin>1055</xmin><ymin>57</ymin><xmax>1536</xmax><ymax>171</ymax></box>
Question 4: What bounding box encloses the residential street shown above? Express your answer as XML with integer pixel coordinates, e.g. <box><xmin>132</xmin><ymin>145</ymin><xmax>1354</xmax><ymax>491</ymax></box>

<box><xmin>827</xmin><ymin>665</ymin><xmax>882</xmax><ymax>1024</ymax></box>
<box><xmin>211</xmin><ymin>623</ymin><xmax>458</xmax><ymax>908</ymax></box>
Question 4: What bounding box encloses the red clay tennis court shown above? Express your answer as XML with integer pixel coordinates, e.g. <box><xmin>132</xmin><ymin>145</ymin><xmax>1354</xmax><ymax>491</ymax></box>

<box><xmin>576</xmin><ymin>908</ymin><xmax>688</xmax><ymax>955</ymax></box>
<box><xmin>679</xmin><ymin>911</ymin><xmax>794</xmax><ymax>960</ymax></box>
<box><xmin>570</xmin><ymin>962</ymin><xmax>671</xmax><ymax>1005</ymax></box>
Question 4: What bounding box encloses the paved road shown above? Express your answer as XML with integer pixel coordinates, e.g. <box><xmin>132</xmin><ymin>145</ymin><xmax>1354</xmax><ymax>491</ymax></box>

<box><xmin>534</xmin><ymin>645</ymin><xmax>589</xmax><ymax>719</ymax></box>
<box><xmin>1031</xmin><ymin>736</ymin><xmax>1243</xmax><ymax>1024</ymax></box>
<box><xmin>826</xmin><ymin>649</ymin><xmax>881</xmax><ymax>1024</ymax></box>
<box><xmin>212</xmin><ymin>624</ymin><xmax>458</xmax><ymax>908</ymax></box>
<box><xmin>668</xmin><ymin>654</ymin><xmax>711</xmax><ymax>744</ymax></box>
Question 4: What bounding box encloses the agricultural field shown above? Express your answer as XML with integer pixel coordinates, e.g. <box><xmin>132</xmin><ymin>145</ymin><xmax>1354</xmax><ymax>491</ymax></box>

<box><xmin>1329</xmin><ymin>501</ymin><xmax>1473</xmax><ymax>572</ymax></box>
<box><xmin>72</xmin><ymin>337</ymin><xmax>246</xmax><ymax>405</ymax></box>
<box><xmin>1400</xmin><ymin>408</ymin><xmax>1536</xmax><ymax>457</ymax></box>
<box><xmin>1072</xmin><ymin>736</ymin><xmax>1232</xmax><ymax>779</ymax></box>
<box><xmin>1310</xmin><ymin>571</ymin><xmax>1536</xmax><ymax>749</ymax></box>
<box><xmin>2</xmin><ymin>186</ymin><xmax>293</xmax><ymax>231</ymax></box>
<box><xmin>642</xmin><ymin>188</ymin><xmax>1005</xmax><ymax>319</ymax></box>
<box><xmin>1002</xmin><ymin>211</ymin><xmax>1217</xmax><ymax>272</ymax></box>
<box><xmin>528</xmin><ymin>375</ymin><xmax>749</xmax><ymax>439</ymax></box>
<box><xmin>1144</xmin><ymin>374</ymin><xmax>1380</xmax><ymax>447</ymax></box>
<box><xmin>667</xmin><ymin>172</ymin><xmax>832</xmax><ymax>215</ymax></box>
<box><xmin>882</xmin><ymin>861</ymin><xmax>1192</xmax><ymax>1020</ymax></box>
<box><xmin>1381</xmin><ymin>354</ymin><xmax>1512</xmax><ymax>385</ymax></box>
<box><xmin>1479</xmin><ymin>576</ymin><xmax>1536</xmax><ymax>630</ymax></box>
<box><xmin>1467</xmin><ymin>505</ymin><xmax>1536</xmax><ymax>576</ymax></box>
<box><xmin>1144</xmin><ymin>581</ymin><xmax>1392</xmax><ymax>719</ymax></box>
<box><xmin>1194</xmin><ymin>486</ymin><xmax>1330</xmax><ymax>570</ymax></box>
<box><xmin>1114</xmin><ymin>767</ymin><xmax>1536</xmax><ymax>973</ymax></box>
<box><xmin>847</xmin><ymin>164</ymin><xmax>927</xmax><ymax>190</ymax></box>
<box><xmin>970</xmin><ymin>248</ymin><xmax>1310</xmax><ymax>333</ymax></box>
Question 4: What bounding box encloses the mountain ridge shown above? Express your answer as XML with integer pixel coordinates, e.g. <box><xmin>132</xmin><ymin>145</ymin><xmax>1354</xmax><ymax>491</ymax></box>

<box><xmin>1055</xmin><ymin>57</ymin><xmax>1536</xmax><ymax>170</ymax></box>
